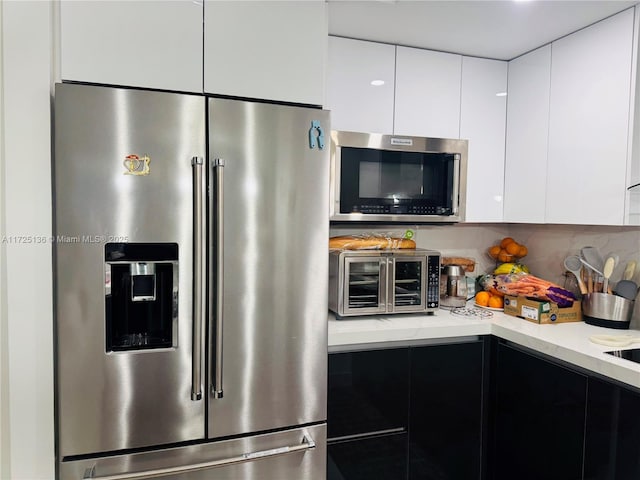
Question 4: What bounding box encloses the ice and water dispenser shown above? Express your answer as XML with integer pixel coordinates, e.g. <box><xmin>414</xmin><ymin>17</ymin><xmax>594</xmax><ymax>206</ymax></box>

<box><xmin>105</xmin><ymin>243</ymin><xmax>178</xmax><ymax>351</ymax></box>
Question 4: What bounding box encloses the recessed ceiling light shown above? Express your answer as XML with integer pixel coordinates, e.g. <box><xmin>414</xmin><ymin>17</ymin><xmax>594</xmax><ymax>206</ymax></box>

<box><xmin>370</xmin><ymin>80</ymin><xmax>385</xmax><ymax>86</ymax></box>
<box><xmin>496</xmin><ymin>92</ymin><xmax>507</xmax><ymax>97</ymax></box>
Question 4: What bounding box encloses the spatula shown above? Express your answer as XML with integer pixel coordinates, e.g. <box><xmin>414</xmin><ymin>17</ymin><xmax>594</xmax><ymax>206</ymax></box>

<box><xmin>623</xmin><ymin>260</ymin><xmax>636</xmax><ymax>281</ymax></box>
<box><xmin>581</xmin><ymin>246</ymin><xmax>604</xmax><ymax>274</ymax></box>
<box><xmin>614</xmin><ymin>280</ymin><xmax>638</xmax><ymax>300</ymax></box>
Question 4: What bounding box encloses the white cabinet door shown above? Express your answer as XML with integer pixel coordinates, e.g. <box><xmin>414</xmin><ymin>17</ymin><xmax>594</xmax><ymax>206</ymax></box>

<box><xmin>204</xmin><ymin>1</ymin><xmax>326</xmax><ymax>105</ymax></box>
<box><xmin>394</xmin><ymin>46</ymin><xmax>462</xmax><ymax>139</ymax></box>
<box><xmin>460</xmin><ymin>57</ymin><xmax>507</xmax><ymax>223</ymax></box>
<box><xmin>503</xmin><ymin>45</ymin><xmax>552</xmax><ymax>224</ymax></box>
<box><xmin>326</xmin><ymin>37</ymin><xmax>395</xmax><ymax>134</ymax></box>
<box><xmin>547</xmin><ymin>8</ymin><xmax>634</xmax><ymax>225</ymax></box>
<box><xmin>60</xmin><ymin>0</ymin><xmax>203</xmax><ymax>93</ymax></box>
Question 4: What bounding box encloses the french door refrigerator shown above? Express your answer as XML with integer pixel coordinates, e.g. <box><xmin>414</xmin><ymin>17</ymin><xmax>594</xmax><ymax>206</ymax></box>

<box><xmin>54</xmin><ymin>83</ymin><xmax>329</xmax><ymax>479</ymax></box>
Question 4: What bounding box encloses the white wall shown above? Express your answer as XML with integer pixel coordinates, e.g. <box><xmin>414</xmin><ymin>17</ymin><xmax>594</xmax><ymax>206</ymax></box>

<box><xmin>1</xmin><ymin>1</ymin><xmax>55</xmax><ymax>478</ymax></box>
<box><xmin>0</xmin><ymin>1</ymin><xmax>8</xmax><ymax>477</ymax></box>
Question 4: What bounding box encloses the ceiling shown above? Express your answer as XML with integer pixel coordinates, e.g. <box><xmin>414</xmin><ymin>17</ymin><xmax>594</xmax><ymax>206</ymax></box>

<box><xmin>327</xmin><ymin>0</ymin><xmax>639</xmax><ymax>60</ymax></box>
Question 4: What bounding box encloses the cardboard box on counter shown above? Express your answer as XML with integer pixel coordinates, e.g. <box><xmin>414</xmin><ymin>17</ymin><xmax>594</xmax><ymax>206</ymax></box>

<box><xmin>503</xmin><ymin>295</ymin><xmax>582</xmax><ymax>324</ymax></box>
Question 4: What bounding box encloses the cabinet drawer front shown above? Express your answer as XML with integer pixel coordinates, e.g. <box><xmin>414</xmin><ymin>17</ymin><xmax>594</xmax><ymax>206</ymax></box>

<box><xmin>409</xmin><ymin>342</ymin><xmax>484</xmax><ymax>480</ymax></box>
<box><xmin>328</xmin><ymin>433</ymin><xmax>408</xmax><ymax>480</ymax></box>
<box><xmin>493</xmin><ymin>343</ymin><xmax>587</xmax><ymax>480</ymax></box>
<box><xmin>328</xmin><ymin>349</ymin><xmax>409</xmax><ymax>439</ymax></box>
<box><xmin>585</xmin><ymin>377</ymin><xmax>640</xmax><ymax>480</ymax></box>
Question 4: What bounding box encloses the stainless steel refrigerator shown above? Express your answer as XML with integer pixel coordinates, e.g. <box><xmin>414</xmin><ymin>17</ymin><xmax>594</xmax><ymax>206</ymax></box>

<box><xmin>54</xmin><ymin>83</ymin><xmax>329</xmax><ymax>479</ymax></box>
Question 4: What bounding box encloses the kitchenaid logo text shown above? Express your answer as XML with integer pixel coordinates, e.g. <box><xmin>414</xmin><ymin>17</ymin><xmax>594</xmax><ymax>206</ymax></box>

<box><xmin>1</xmin><ymin>235</ymin><xmax>129</xmax><ymax>244</ymax></box>
<box><xmin>390</xmin><ymin>137</ymin><xmax>413</xmax><ymax>146</ymax></box>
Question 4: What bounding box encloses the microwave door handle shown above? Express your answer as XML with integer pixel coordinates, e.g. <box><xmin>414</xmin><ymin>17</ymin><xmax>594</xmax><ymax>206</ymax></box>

<box><xmin>210</xmin><ymin>158</ymin><xmax>225</xmax><ymax>399</ymax></box>
<box><xmin>451</xmin><ymin>153</ymin><xmax>461</xmax><ymax>215</ymax></box>
<box><xmin>191</xmin><ymin>157</ymin><xmax>206</xmax><ymax>401</ymax></box>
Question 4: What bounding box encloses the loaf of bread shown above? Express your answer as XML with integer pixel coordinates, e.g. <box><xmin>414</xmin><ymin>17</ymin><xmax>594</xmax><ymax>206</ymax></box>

<box><xmin>441</xmin><ymin>256</ymin><xmax>476</xmax><ymax>273</ymax></box>
<box><xmin>329</xmin><ymin>235</ymin><xmax>416</xmax><ymax>250</ymax></box>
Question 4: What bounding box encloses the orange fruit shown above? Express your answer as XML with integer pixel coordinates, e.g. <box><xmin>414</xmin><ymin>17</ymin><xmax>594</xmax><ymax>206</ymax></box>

<box><xmin>475</xmin><ymin>291</ymin><xmax>490</xmax><ymax>307</ymax></box>
<box><xmin>500</xmin><ymin>237</ymin><xmax>515</xmax><ymax>248</ymax></box>
<box><xmin>488</xmin><ymin>245</ymin><xmax>501</xmax><ymax>259</ymax></box>
<box><xmin>488</xmin><ymin>287</ymin><xmax>505</xmax><ymax>297</ymax></box>
<box><xmin>506</xmin><ymin>242</ymin><xmax>521</xmax><ymax>256</ymax></box>
<box><xmin>497</xmin><ymin>249</ymin><xmax>513</xmax><ymax>263</ymax></box>
<box><xmin>517</xmin><ymin>245</ymin><xmax>528</xmax><ymax>258</ymax></box>
<box><xmin>488</xmin><ymin>295</ymin><xmax>504</xmax><ymax>309</ymax></box>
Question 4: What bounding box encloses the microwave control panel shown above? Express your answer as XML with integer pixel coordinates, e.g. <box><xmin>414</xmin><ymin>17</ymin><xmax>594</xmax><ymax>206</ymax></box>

<box><xmin>352</xmin><ymin>205</ymin><xmax>452</xmax><ymax>215</ymax></box>
<box><xmin>426</xmin><ymin>255</ymin><xmax>441</xmax><ymax>308</ymax></box>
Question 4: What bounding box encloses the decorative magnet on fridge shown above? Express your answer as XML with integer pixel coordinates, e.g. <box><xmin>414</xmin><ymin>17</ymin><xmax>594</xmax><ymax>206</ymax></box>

<box><xmin>308</xmin><ymin>121</ymin><xmax>325</xmax><ymax>150</ymax></box>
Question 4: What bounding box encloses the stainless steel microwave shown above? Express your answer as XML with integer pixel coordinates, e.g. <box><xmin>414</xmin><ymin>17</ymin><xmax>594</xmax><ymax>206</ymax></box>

<box><xmin>330</xmin><ymin>131</ymin><xmax>468</xmax><ymax>223</ymax></box>
<box><xmin>329</xmin><ymin>248</ymin><xmax>441</xmax><ymax>318</ymax></box>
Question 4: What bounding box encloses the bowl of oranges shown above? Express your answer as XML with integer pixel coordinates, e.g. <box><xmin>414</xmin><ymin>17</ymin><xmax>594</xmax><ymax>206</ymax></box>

<box><xmin>487</xmin><ymin>237</ymin><xmax>528</xmax><ymax>264</ymax></box>
<box><xmin>474</xmin><ymin>290</ymin><xmax>504</xmax><ymax>310</ymax></box>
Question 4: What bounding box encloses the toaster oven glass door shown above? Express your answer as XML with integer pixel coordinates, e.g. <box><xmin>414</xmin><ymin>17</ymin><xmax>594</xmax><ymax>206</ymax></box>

<box><xmin>343</xmin><ymin>257</ymin><xmax>387</xmax><ymax>316</ymax></box>
<box><xmin>390</xmin><ymin>257</ymin><xmax>427</xmax><ymax>313</ymax></box>
<box><xmin>339</xmin><ymin>147</ymin><xmax>457</xmax><ymax>215</ymax></box>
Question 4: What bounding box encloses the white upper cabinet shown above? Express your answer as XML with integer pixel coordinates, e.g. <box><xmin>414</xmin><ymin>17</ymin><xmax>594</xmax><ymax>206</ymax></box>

<box><xmin>503</xmin><ymin>45</ymin><xmax>552</xmax><ymax>224</ymax></box>
<box><xmin>326</xmin><ymin>37</ymin><xmax>395</xmax><ymax>134</ymax></box>
<box><xmin>546</xmin><ymin>8</ymin><xmax>634</xmax><ymax>225</ymax></box>
<box><xmin>394</xmin><ymin>46</ymin><xmax>462</xmax><ymax>139</ymax></box>
<box><xmin>60</xmin><ymin>0</ymin><xmax>203</xmax><ymax>93</ymax></box>
<box><xmin>460</xmin><ymin>57</ymin><xmax>508</xmax><ymax>223</ymax></box>
<box><xmin>204</xmin><ymin>1</ymin><xmax>326</xmax><ymax>105</ymax></box>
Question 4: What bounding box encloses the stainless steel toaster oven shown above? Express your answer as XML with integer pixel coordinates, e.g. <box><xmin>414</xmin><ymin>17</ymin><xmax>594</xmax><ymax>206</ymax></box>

<box><xmin>329</xmin><ymin>248</ymin><xmax>441</xmax><ymax>318</ymax></box>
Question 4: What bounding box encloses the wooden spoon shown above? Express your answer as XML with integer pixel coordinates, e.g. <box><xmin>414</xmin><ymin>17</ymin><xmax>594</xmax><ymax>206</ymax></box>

<box><xmin>623</xmin><ymin>260</ymin><xmax>636</xmax><ymax>281</ymax></box>
<box><xmin>602</xmin><ymin>256</ymin><xmax>615</xmax><ymax>295</ymax></box>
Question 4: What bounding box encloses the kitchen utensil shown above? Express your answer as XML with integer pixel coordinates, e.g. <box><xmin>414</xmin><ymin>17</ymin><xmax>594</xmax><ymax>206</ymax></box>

<box><xmin>580</xmin><ymin>256</ymin><xmax>603</xmax><ymax>276</ymax></box>
<box><xmin>582</xmin><ymin>292</ymin><xmax>634</xmax><ymax>329</ymax></box>
<box><xmin>594</xmin><ymin>275</ymin><xmax>604</xmax><ymax>293</ymax></box>
<box><xmin>564</xmin><ymin>255</ymin><xmax>587</xmax><ymax>294</ymax></box>
<box><xmin>602</xmin><ymin>256</ymin><xmax>615</xmax><ymax>294</ymax></box>
<box><xmin>581</xmin><ymin>246</ymin><xmax>604</xmax><ymax>273</ymax></box>
<box><xmin>609</xmin><ymin>253</ymin><xmax>620</xmax><ymax>268</ymax></box>
<box><xmin>623</xmin><ymin>260</ymin><xmax>636</xmax><ymax>280</ymax></box>
<box><xmin>614</xmin><ymin>279</ymin><xmax>639</xmax><ymax>301</ymax></box>
<box><xmin>589</xmin><ymin>334</ymin><xmax>640</xmax><ymax>347</ymax></box>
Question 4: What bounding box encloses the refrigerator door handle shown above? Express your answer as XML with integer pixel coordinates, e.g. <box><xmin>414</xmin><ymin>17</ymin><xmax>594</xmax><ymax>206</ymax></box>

<box><xmin>191</xmin><ymin>156</ymin><xmax>206</xmax><ymax>401</ymax></box>
<box><xmin>82</xmin><ymin>432</ymin><xmax>316</xmax><ymax>480</ymax></box>
<box><xmin>210</xmin><ymin>157</ymin><xmax>224</xmax><ymax>399</ymax></box>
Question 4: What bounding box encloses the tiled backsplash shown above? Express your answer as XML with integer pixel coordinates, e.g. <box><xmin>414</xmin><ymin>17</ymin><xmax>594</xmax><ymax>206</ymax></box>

<box><xmin>329</xmin><ymin>223</ymin><xmax>640</xmax><ymax>327</ymax></box>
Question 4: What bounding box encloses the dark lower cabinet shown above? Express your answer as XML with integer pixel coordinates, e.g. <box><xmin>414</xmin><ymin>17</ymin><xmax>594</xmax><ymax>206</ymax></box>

<box><xmin>328</xmin><ymin>340</ymin><xmax>486</xmax><ymax>480</ymax></box>
<box><xmin>584</xmin><ymin>377</ymin><xmax>640</xmax><ymax>480</ymax></box>
<box><xmin>328</xmin><ymin>433</ymin><xmax>408</xmax><ymax>480</ymax></box>
<box><xmin>409</xmin><ymin>342</ymin><xmax>485</xmax><ymax>480</ymax></box>
<box><xmin>327</xmin><ymin>347</ymin><xmax>409</xmax><ymax>480</ymax></box>
<box><xmin>328</xmin><ymin>348</ymin><xmax>410</xmax><ymax>441</ymax></box>
<box><xmin>490</xmin><ymin>342</ymin><xmax>587</xmax><ymax>480</ymax></box>
<box><xmin>329</xmin><ymin>337</ymin><xmax>640</xmax><ymax>480</ymax></box>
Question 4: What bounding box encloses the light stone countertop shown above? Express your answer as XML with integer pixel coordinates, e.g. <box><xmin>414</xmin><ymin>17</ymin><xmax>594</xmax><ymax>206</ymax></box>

<box><xmin>328</xmin><ymin>303</ymin><xmax>640</xmax><ymax>390</ymax></box>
